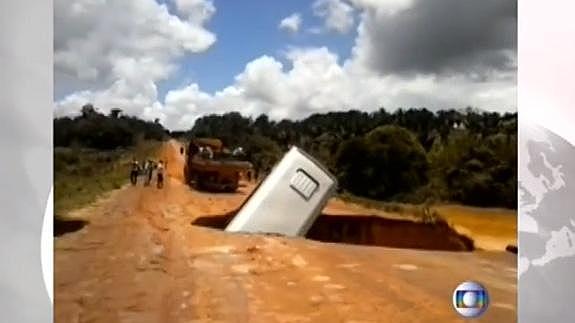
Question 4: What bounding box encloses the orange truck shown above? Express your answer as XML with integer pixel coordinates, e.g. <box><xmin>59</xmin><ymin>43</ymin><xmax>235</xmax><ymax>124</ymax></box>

<box><xmin>184</xmin><ymin>138</ymin><xmax>253</xmax><ymax>192</ymax></box>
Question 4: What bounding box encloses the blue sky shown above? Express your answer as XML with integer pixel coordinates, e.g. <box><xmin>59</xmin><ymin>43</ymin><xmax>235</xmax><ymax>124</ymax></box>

<box><xmin>156</xmin><ymin>0</ymin><xmax>356</xmax><ymax>99</ymax></box>
<box><xmin>54</xmin><ymin>0</ymin><xmax>517</xmax><ymax>130</ymax></box>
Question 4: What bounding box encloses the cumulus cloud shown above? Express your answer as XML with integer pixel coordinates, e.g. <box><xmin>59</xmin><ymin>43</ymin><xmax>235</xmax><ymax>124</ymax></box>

<box><xmin>349</xmin><ymin>0</ymin><xmax>414</xmax><ymax>15</ymax></box>
<box><xmin>313</xmin><ymin>0</ymin><xmax>356</xmax><ymax>34</ymax></box>
<box><xmin>54</xmin><ymin>0</ymin><xmax>216</xmax><ymax>96</ymax></box>
<box><xmin>56</xmin><ymin>45</ymin><xmax>516</xmax><ymax>131</ymax></box>
<box><xmin>279</xmin><ymin>13</ymin><xmax>302</xmax><ymax>33</ymax></box>
<box><xmin>351</xmin><ymin>0</ymin><xmax>517</xmax><ymax>77</ymax></box>
<box><xmin>153</xmin><ymin>47</ymin><xmax>516</xmax><ymax>130</ymax></box>
<box><xmin>173</xmin><ymin>0</ymin><xmax>216</xmax><ymax>24</ymax></box>
<box><xmin>54</xmin><ymin>0</ymin><xmax>517</xmax><ymax>131</ymax></box>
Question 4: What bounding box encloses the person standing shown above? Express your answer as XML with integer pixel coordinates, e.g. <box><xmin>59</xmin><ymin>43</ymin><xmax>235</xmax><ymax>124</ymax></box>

<box><xmin>130</xmin><ymin>158</ymin><xmax>140</xmax><ymax>185</ymax></box>
<box><xmin>156</xmin><ymin>160</ymin><xmax>165</xmax><ymax>189</ymax></box>
<box><xmin>205</xmin><ymin>146</ymin><xmax>214</xmax><ymax>159</ymax></box>
<box><xmin>144</xmin><ymin>160</ymin><xmax>154</xmax><ymax>186</ymax></box>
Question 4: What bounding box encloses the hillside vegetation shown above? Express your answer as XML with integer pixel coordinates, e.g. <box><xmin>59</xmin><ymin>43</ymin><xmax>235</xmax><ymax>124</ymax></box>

<box><xmin>182</xmin><ymin>108</ymin><xmax>517</xmax><ymax>209</ymax></box>
<box><xmin>55</xmin><ymin>105</ymin><xmax>517</xmax><ymax>209</ymax></box>
<box><xmin>54</xmin><ymin>105</ymin><xmax>165</xmax><ymax>215</ymax></box>
<box><xmin>54</xmin><ymin>142</ymin><xmax>161</xmax><ymax>216</ymax></box>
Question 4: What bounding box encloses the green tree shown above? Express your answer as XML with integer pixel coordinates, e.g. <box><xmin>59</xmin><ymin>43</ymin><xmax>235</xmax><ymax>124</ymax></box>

<box><xmin>336</xmin><ymin>125</ymin><xmax>429</xmax><ymax>200</ymax></box>
<box><xmin>242</xmin><ymin>134</ymin><xmax>282</xmax><ymax>175</ymax></box>
<box><xmin>110</xmin><ymin>108</ymin><xmax>122</xmax><ymax>118</ymax></box>
<box><xmin>81</xmin><ymin>103</ymin><xmax>97</xmax><ymax>118</ymax></box>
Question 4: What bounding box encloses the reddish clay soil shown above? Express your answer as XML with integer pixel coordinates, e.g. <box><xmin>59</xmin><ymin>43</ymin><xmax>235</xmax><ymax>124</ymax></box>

<box><xmin>55</xmin><ymin>140</ymin><xmax>516</xmax><ymax>323</ymax></box>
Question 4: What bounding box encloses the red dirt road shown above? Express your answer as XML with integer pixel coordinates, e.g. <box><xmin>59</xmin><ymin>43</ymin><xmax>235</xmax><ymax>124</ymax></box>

<box><xmin>55</xmin><ymin>140</ymin><xmax>516</xmax><ymax>322</ymax></box>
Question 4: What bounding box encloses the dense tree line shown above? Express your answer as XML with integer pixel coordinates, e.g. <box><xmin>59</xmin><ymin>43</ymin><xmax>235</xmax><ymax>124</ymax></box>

<box><xmin>54</xmin><ymin>104</ymin><xmax>168</xmax><ymax>149</ymax></box>
<box><xmin>54</xmin><ymin>104</ymin><xmax>517</xmax><ymax>208</ymax></box>
<box><xmin>186</xmin><ymin>108</ymin><xmax>517</xmax><ymax>208</ymax></box>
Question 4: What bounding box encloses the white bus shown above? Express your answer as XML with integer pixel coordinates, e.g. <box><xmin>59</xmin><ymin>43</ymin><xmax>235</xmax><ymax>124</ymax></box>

<box><xmin>225</xmin><ymin>146</ymin><xmax>338</xmax><ymax>237</ymax></box>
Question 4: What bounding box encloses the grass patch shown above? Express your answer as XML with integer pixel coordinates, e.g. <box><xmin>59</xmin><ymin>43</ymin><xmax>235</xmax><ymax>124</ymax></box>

<box><xmin>338</xmin><ymin>192</ymin><xmax>442</xmax><ymax>223</ymax></box>
<box><xmin>54</xmin><ymin>140</ymin><xmax>161</xmax><ymax>217</ymax></box>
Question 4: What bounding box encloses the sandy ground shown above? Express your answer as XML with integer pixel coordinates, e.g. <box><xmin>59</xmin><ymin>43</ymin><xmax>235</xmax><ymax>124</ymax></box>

<box><xmin>55</xmin><ymin>140</ymin><xmax>517</xmax><ymax>322</ymax></box>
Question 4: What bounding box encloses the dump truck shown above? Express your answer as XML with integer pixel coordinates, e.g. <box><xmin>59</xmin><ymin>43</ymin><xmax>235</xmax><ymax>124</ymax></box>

<box><xmin>184</xmin><ymin>138</ymin><xmax>253</xmax><ymax>192</ymax></box>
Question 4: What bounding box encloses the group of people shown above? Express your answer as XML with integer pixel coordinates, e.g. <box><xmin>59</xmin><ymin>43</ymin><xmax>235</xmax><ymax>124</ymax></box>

<box><xmin>130</xmin><ymin>158</ymin><xmax>165</xmax><ymax>188</ymax></box>
<box><xmin>198</xmin><ymin>145</ymin><xmax>214</xmax><ymax>159</ymax></box>
<box><xmin>195</xmin><ymin>145</ymin><xmax>244</xmax><ymax>160</ymax></box>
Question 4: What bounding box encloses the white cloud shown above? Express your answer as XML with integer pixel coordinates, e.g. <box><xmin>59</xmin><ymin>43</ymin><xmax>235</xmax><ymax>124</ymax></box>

<box><xmin>152</xmin><ymin>46</ymin><xmax>516</xmax><ymax>130</ymax></box>
<box><xmin>173</xmin><ymin>0</ymin><xmax>216</xmax><ymax>24</ymax></box>
<box><xmin>279</xmin><ymin>13</ymin><xmax>302</xmax><ymax>33</ymax></box>
<box><xmin>54</xmin><ymin>0</ymin><xmax>216</xmax><ymax>94</ymax></box>
<box><xmin>54</xmin><ymin>0</ymin><xmax>516</xmax><ymax>131</ymax></box>
<box><xmin>55</xmin><ymin>77</ymin><xmax>161</xmax><ymax>120</ymax></box>
<box><xmin>56</xmin><ymin>45</ymin><xmax>516</xmax><ymax>131</ymax></box>
<box><xmin>349</xmin><ymin>0</ymin><xmax>414</xmax><ymax>15</ymax></box>
<box><xmin>313</xmin><ymin>0</ymin><xmax>356</xmax><ymax>34</ymax></box>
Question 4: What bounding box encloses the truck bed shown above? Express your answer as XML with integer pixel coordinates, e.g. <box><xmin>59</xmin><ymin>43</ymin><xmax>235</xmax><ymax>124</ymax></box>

<box><xmin>189</xmin><ymin>156</ymin><xmax>252</xmax><ymax>171</ymax></box>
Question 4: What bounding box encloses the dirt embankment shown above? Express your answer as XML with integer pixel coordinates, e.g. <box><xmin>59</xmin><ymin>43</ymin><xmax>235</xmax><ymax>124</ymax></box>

<box><xmin>193</xmin><ymin>212</ymin><xmax>475</xmax><ymax>252</ymax></box>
